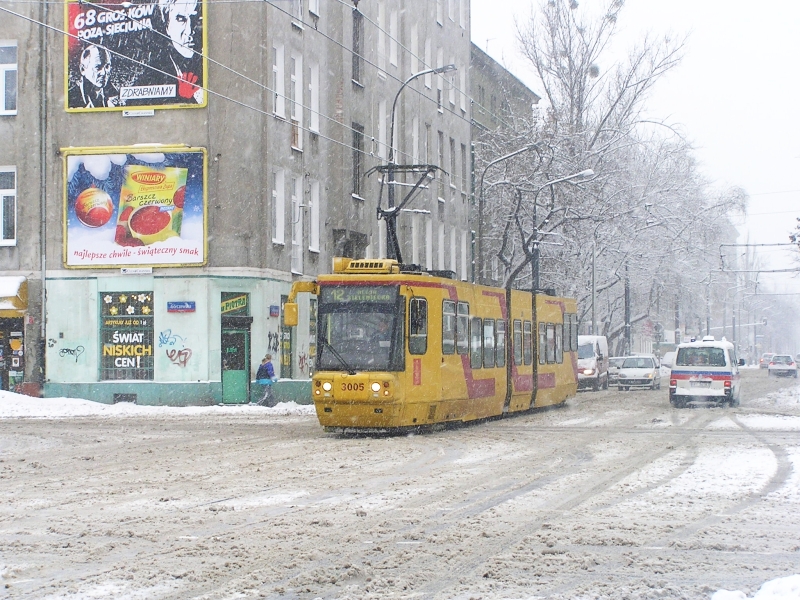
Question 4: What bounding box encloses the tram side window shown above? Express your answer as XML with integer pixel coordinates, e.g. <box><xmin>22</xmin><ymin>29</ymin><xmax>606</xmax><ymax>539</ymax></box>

<box><xmin>538</xmin><ymin>322</ymin><xmax>546</xmax><ymax>365</ymax></box>
<box><xmin>513</xmin><ymin>320</ymin><xmax>523</xmax><ymax>365</ymax></box>
<box><xmin>563</xmin><ymin>314</ymin><xmax>571</xmax><ymax>352</ymax></box>
<box><xmin>523</xmin><ymin>320</ymin><xmax>533</xmax><ymax>365</ymax></box>
<box><xmin>470</xmin><ymin>316</ymin><xmax>482</xmax><ymax>369</ymax></box>
<box><xmin>409</xmin><ymin>297</ymin><xmax>428</xmax><ymax>355</ymax></box>
<box><xmin>570</xmin><ymin>314</ymin><xmax>578</xmax><ymax>351</ymax></box>
<box><xmin>546</xmin><ymin>323</ymin><xmax>556</xmax><ymax>363</ymax></box>
<box><xmin>496</xmin><ymin>320</ymin><xmax>506</xmax><ymax>367</ymax></box>
<box><xmin>442</xmin><ymin>300</ymin><xmax>456</xmax><ymax>354</ymax></box>
<box><xmin>483</xmin><ymin>318</ymin><xmax>495</xmax><ymax>368</ymax></box>
<box><xmin>555</xmin><ymin>323</ymin><xmax>563</xmax><ymax>363</ymax></box>
<box><xmin>456</xmin><ymin>302</ymin><xmax>469</xmax><ymax>355</ymax></box>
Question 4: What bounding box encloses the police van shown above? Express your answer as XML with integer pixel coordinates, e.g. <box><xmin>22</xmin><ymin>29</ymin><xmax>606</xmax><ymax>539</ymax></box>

<box><xmin>669</xmin><ymin>336</ymin><xmax>744</xmax><ymax>408</ymax></box>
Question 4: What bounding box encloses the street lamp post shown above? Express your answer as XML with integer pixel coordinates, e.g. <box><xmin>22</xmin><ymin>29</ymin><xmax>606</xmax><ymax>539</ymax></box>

<box><xmin>528</xmin><ymin>169</ymin><xmax>594</xmax><ymax>291</ymax></box>
<box><xmin>385</xmin><ymin>64</ymin><xmax>456</xmax><ymax>261</ymax></box>
<box><xmin>476</xmin><ymin>144</ymin><xmax>539</xmax><ymax>283</ymax></box>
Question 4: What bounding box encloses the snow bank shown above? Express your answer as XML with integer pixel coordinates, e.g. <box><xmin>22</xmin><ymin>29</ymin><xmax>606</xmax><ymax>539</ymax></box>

<box><xmin>713</xmin><ymin>574</ymin><xmax>800</xmax><ymax>599</ymax></box>
<box><xmin>0</xmin><ymin>390</ymin><xmax>315</xmax><ymax>419</ymax></box>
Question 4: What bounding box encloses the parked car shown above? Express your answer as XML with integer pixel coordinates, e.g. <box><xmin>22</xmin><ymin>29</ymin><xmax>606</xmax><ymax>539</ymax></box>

<box><xmin>767</xmin><ymin>355</ymin><xmax>798</xmax><ymax>378</ymax></box>
<box><xmin>759</xmin><ymin>353</ymin><xmax>775</xmax><ymax>369</ymax></box>
<box><xmin>616</xmin><ymin>355</ymin><xmax>661</xmax><ymax>390</ymax></box>
<box><xmin>608</xmin><ymin>356</ymin><xmax>627</xmax><ymax>387</ymax></box>
<box><xmin>577</xmin><ymin>335</ymin><xmax>609</xmax><ymax>391</ymax></box>
<box><xmin>669</xmin><ymin>339</ymin><xmax>744</xmax><ymax>407</ymax></box>
<box><xmin>661</xmin><ymin>351</ymin><xmax>676</xmax><ymax>369</ymax></box>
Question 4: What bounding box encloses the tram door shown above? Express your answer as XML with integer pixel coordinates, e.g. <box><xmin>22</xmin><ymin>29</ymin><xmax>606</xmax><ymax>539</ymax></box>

<box><xmin>221</xmin><ymin>328</ymin><xmax>250</xmax><ymax>404</ymax></box>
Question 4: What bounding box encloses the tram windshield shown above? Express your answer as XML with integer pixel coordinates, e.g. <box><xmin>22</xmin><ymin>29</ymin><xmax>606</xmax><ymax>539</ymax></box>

<box><xmin>317</xmin><ymin>285</ymin><xmax>405</xmax><ymax>372</ymax></box>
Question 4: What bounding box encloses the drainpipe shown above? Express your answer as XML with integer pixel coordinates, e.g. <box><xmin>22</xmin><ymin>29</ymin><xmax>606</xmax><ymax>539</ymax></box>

<box><xmin>39</xmin><ymin>0</ymin><xmax>48</xmax><ymax>387</ymax></box>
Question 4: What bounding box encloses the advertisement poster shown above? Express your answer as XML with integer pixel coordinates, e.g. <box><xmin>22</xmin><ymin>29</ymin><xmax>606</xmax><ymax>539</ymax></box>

<box><xmin>100</xmin><ymin>291</ymin><xmax>154</xmax><ymax>380</ymax></box>
<box><xmin>65</xmin><ymin>0</ymin><xmax>207</xmax><ymax>111</ymax></box>
<box><xmin>63</xmin><ymin>146</ymin><xmax>207</xmax><ymax>267</ymax></box>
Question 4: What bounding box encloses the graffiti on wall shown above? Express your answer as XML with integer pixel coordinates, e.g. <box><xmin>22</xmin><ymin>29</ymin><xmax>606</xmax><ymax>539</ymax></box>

<box><xmin>59</xmin><ymin>346</ymin><xmax>86</xmax><ymax>363</ymax></box>
<box><xmin>159</xmin><ymin>328</ymin><xmax>192</xmax><ymax>368</ymax></box>
<box><xmin>267</xmin><ymin>331</ymin><xmax>280</xmax><ymax>354</ymax></box>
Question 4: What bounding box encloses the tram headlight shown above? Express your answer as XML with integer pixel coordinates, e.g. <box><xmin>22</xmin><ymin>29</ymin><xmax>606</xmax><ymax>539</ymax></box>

<box><xmin>322</xmin><ymin>381</ymin><xmax>332</xmax><ymax>392</ymax></box>
<box><xmin>371</xmin><ymin>382</ymin><xmax>381</xmax><ymax>392</ymax></box>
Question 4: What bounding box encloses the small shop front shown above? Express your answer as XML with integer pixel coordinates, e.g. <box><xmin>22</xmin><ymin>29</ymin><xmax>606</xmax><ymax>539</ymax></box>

<box><xmin>0</xmin><ymin>277</ymin><xmax>27</xmax><ymax>392</ymax></box>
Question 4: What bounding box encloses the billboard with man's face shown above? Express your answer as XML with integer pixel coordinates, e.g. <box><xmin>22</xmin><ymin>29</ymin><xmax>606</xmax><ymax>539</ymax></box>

<box><xmin>65</xmin><ymin>0</ymin><xmax>207</xmax><ymax>111</ymax></box>
<box><xmin>62</xmin><ymin>146</ymin><xmax>207</xmax><ymax>268</ymax></box>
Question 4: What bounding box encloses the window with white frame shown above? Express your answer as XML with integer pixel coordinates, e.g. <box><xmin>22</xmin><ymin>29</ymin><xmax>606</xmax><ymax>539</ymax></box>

<box><xmin>272</xmin><ymin>45</ymin><xmax>285</xmax><ymax>118</ymax></box>
<box><xmin>352</xmin><ymin>9</ymin><xmax>364</xmax><ymax>83</ymax></box>
<box><xmin>377</xmin><ymin>2</ymin><xmax>386</xmax><ymax>74</ymax></box>
<box><xmin>448</xmin><ymin>56</ymin><xmax>456</xmax><ymax>106</ymax></box>
<box><xmin>378</xmin><ymin>100</ymin><xmax>387</xmax><ymax>160</ymax></box>
<box><xmin>291</xmin><ymin>0</ymin><xmax>303</xmax><ymax>22</ymax></box>
<box><xmin>410</xmin><ymin>24</ymin><xmax>419</xmax><ymax>75</ymax></box>
<box><xmin>459</xmin><ymin>69</ymin><xmax>466</xmax><ymax>112</ymax></box>
<box><xmin>0</xmin><ymin>167</ymin><xmax>16</xmax><ymax>245</ymax></box>
<box><xmin>291</xmin><ymin>176</ymin><xmax>303</xmax><ymax>274</ymax></box>
<box><xmin>308</xmin><ymin>179</ymin><xmax>320</xmax><ymax>253</ymax></box>
<box><xmin>459</xmin><ymin>0</ymin><xmax>466</xmax><ymax>28</ymax></box>
<box><xmin>450</xmin><ymin>228</ymin><xmax>456</xmax><ymax>273</ymax></box>
<box><xmin>424</xmin><ymin>39</ymin><xmax>432</xmax><ymax>88</ymax></box>
<box><xmin>425</xmin><ymin>217</ymin><xmax>433</xmax><ymax>270</ymax></box>
<box><xmin>290</xmin><ymin>54</ymin><xmax>303</xmax><ymax>150</ymax></box>
<box><xmin>449</xmin><ymin>137</ymin><xmax>456</xmax><ymax>190</ymax></box>
<box><xmin>411</xmin><ymin>213</ymin><xmax>420</xmax><ymax>264</ymax></box>
<box><xmin>460</xmin><ymin>143</ymin><xmax>467</xmax><ymax>192</ymax></box>
<box><xmin>411</xmin><ymin>117</ymin><xmax>419</xmax><ymax>164</ymax></box>
<box><xmin>309</xmin><ymin>62</ymin><xmax>319</xmax><ymax>133</ymax></box>
<box><xmin>389</xmin><ymin>10</ymin><xmax>398</xmax><ymax>67</ymax></box>
<box><xmin>0</xmin><ymin>42</ymin><xmax>17</xmax><ymax>115</ymax></box>
<box><xmin>436</xmin><ymin>48</ymin><xmax>444</xmax><ymax>111</ymax></box>
<box><xmin>308</xmin><ymin>0</ymin><xmax>319</xmax><ymax>16</ymax></box>
<box><xmin>448</xmin><ymin>0</ymin><xmax>454</xmax><ymax>21</ymax></box>
<box><xmin>461</xmin><ymin>231</ymin><xmax>467</xmax><ymax>280</ymax></box>
<box><xmin>437</xmin><ymin>223</ymin><xmax>445</xmax><ymax>270</ymax></box>
<box><xmin>272</xmin><ymin>169</ymin><xmax>285</xmax><ymax>245</ymax></box>
<box><xmin>436</xmin><ymin>0</ymin><xmax>443</xmax><ymax>25</ymax></box>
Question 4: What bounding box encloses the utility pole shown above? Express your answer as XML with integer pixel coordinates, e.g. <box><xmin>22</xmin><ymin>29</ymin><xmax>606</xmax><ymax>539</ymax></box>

<box><xmin>624</xmin><ymin>262</ymin><xmax>631</xmax><ymax>355</ymax></box>
<box><xmin>591</xmin><ymin>239</ymin><xmax>596</xmax><ymax>334</ymax></box>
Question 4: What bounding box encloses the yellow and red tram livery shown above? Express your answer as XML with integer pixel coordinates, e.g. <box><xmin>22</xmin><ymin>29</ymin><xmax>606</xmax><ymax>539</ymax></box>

<box><xmin>285</xmin><ymin>258</ymin><xmax>578</xmax><ymax>431</ymax></box>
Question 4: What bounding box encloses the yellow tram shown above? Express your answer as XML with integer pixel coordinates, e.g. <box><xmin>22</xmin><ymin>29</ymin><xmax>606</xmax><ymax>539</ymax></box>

<box><xmin>284</xmin><ymin>258</ymin><xmax>578</xmax><ymax>431</ymax></box>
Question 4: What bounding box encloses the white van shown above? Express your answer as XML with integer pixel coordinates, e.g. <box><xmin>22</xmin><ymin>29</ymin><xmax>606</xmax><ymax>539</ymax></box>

<box><xmin>669</xmin><ymin>338</ymin><xmax>744</xmax><ymax>407</ymax></box>
<box><xmin>577</xmin><ymin>335</ymin><xmax>609</xmax><ymax>391</ymax></box>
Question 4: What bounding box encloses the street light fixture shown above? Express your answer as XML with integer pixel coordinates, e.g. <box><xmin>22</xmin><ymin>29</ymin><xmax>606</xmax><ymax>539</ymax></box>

<box><xmin>384</xmin><ymin>64</ymin><xmax>457</xmax><ymax>260</ymax></box>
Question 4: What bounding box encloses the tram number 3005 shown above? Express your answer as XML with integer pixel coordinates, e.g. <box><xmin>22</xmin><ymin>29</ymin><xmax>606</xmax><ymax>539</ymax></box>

<box><xmin>342</xmin><ymin>382</ymin><xmax>365</xmax><ymax>392</ymax></box>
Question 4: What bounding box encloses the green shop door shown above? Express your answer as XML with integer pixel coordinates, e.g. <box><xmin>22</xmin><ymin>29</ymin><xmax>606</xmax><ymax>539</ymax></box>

<box><xmin>221</xmin><ymin>316</ymin><xmax>253</xmax><ymax>404</ymax></box>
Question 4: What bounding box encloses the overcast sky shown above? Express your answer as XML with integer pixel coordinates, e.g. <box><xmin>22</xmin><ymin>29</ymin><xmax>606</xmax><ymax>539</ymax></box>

<box><xmin>470</xmin><ymin>0</ymin><xmax>800</xmax><ymax>292</ymax></box>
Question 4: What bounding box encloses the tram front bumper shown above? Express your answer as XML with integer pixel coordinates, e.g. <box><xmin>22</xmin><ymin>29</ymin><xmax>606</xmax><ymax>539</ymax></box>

<box><xmin>312</xmin><ymin>372</ymin><xmax>402</xmax><ymax>428</ymax></box>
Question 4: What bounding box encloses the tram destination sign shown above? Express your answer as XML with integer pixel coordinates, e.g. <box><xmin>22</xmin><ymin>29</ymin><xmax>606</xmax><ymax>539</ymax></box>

<box><xmin>321</xmin><ymin>285</ymin><xmax>397</xmax><ymax>304</ymax></box>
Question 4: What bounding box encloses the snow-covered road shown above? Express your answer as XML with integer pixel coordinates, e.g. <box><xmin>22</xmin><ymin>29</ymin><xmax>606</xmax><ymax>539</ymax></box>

<box><xmin>1</xmin><ymin>369</ymin><xmax>799</xmax><ymax>599</ymax></box>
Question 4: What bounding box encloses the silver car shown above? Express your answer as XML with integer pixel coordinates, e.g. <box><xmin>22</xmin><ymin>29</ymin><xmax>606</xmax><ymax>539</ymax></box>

<box><xmin>616</xmin><ymin>355</ymin><xmax>661</xmax><ymax>390</ymax></box>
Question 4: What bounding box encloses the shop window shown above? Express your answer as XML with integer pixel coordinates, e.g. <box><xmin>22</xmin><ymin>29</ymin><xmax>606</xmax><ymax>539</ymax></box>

<box><xmin>470</xmin><ymin>317</ymin><xmax>482</xmax><ymax>369</ymax></box>
<box><xmin>442</xmin><ymin>300</ymin><xmax>455</xmax><ymax>354</ymax></box>
<box><xmin>409</xmin><ymin>297</ymin><xmax>428</xmax><ymax>355</ymax></box>
<box><xmin>100</xmin><ymin>292</ymin><xmax>154</xmax><ymax>381</ymax></box>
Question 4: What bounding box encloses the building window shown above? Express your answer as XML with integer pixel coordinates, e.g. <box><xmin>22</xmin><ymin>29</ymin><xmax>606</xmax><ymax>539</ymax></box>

<box><xmin>291</xmin><ymin>0</ymin><xmax>303</xmax><ymax>22</ymax></box>
<box><xmin>460</xmin><ymin>143</ymin><xmax>467</xmax><ymax>192</ymax></box>
<box><xmin>459</xmin><ymin>0</ymin><xmax>466</xmax><ymax>28</ymax></box>
<box><xmin>425</xmin><ymin>216</ymin><xmax>432</xmax><ymax>270</ymax></box>
<box><xmin>411</xmin><ymin>117</ymin><xmax>420</xmax><ymax>164</ymax></box>
<box><xmin>449</xmin><ymin>56</ymin><xmax>456</xmax><ymax>106</ymax></box>
<box><xmin>352</xmin><ymin>9</ymin><xmax>364</xmax><ymax>84</ymax></box>
<box><xmin>460</xmin><ymin>69</ymin><xmax>466</xmax><ymax>112</ymax></box>
<box><xmin>0</xmin><ymin>42</ymin><xmax>17</xmax><ymax>115</ymax></box>
<box><xmin>291</xmin><ymin>176</ymin><xmax>303</xmax><ymax>274</ymax></box>
<box><xmin>272</xmin><ymin>169</ymin><xmax>285</xmax><ymax>245</ymax></box>
<box><xmin>389</xmin><ymin>10</ymin><xmax>398</xmax><ymax>67</ymax></box>
<box><xmin>290</xmin><ymin>55</ymin><xmax>303</xmax><ymax>150</ymax></box>
<box><xmin>410</xmin><ymin>24</ymin><xmax>419</xmax><ymax>75</ymax></box>
<box><xmin>100</xmin><ymin>292</ymin><xmax>154</xmax><ymax>381</ymax></box>
<box><xmin>437</xmin><ymin>131</ymin><xmax>445</xmax><ymax>201</ymax></box>
<box><xmin>449</xmin><ymin>137</ymin><xmax>456</xmax><ymax>190</ymax></box>
<box><xmin>352</xmin><ymin>122</ymin><xmax>365</xmax><ymax>198</ymax></box>
<box><xmin>309</xmin><ymin>179</ymin><xmax>320</xmax><ymax>252</ymax></box>
<box><xmin>308</xmin><ymin>0</ymin><xmax>319</xmax><ymax>16</ymax></box>
<box><xmin>309</xmin><ymin>62</ymin><xmax>319</xmax><ymax>133</ymax></box>
<box><xmin>437</xmin><ymin>223</ymin><xmax>445</xmax><ymax>269</ymax></box>
<box><xmin>378</xmin><ymin>100</ymin><xmax>387</xmax><ymax>160</ymax></box>
<box><xmin>424</xmin><ymin>39</ymin><xmax>432</xmax><ymax>88</ymax></box>
<box><xmin>377</xmin><ymin>2</ymin><xmax>386</xmax><ymax>74</ymax></box>
<box><xmin>436</xmin><ymin>0</ymin><xmax>443</xmax><ymax>25</ymax></box>
<box><xmin>272</xmin><ymin>45</ymin><xmax>285</xmax><ymax>118</ymax></box>
<box><xmin>0</xmin><ymin>167</ymin><xmax>16</xmax><ymax>245</ymax></box>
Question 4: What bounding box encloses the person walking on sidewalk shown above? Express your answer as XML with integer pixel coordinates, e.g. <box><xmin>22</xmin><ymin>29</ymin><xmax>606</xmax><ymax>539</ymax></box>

<box><xmin>255</xmin><ymin>355</ymin><xmax>277</xmax><ymax>406</ymax></box>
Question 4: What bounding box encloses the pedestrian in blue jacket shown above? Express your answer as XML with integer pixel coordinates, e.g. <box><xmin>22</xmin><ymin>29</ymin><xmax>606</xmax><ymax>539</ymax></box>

<box><xmin>255</xmin><ymin>355</ymin><xmax>276</xmax><ymax>406</ymax></box>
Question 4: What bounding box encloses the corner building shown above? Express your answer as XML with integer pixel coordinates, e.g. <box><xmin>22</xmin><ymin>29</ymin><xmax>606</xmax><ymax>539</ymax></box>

<box><xmin>0</xmin><ymin>0</ymin><xmax>471</xmax><ymax>404</ymax></box>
